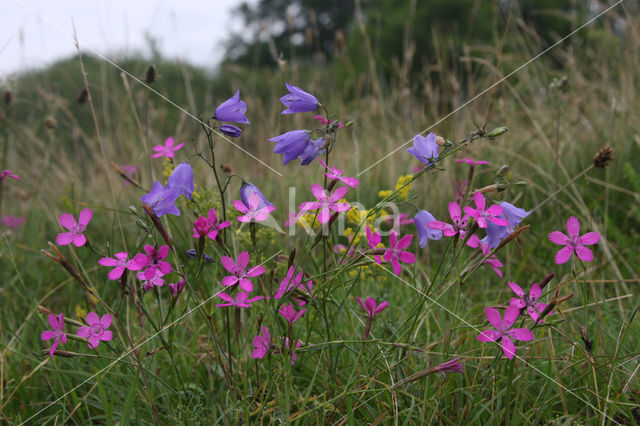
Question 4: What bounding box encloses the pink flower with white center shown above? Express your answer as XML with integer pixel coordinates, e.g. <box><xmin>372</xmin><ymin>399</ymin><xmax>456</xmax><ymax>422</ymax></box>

<box><xmin>366</xmin><ymin>227</ymin><xmax>383</xmax><ymax>264</ymax></box>
<box><xmin>41</xmin><ymin>313</ymin><xmax>67</xmax><ymax>356</ymax></box>
<box><xmin>279</xmin><ymin>303</ymin><xmax>306</xmax><ymax>325</ymax></box>
<box><xmin>299</xmin><ymin>183</ymin><xmax>350</xmax><ymax>224</ymax></box>
<box><xmin>548</xmin><ymin>216</ymin><xmax>600</xmax><ymax>264</ymax></box>
<box><xmin>313</xmin><ymin>115</ymin><xmax>344</xmax><ymax>128</ymax></box>
<box><xmin>252</xmin><ymin>326</ymin><xmax>271</xmax><ymax>359</ymax></box>
<box><xmin>192</xmin><ymin>208</ymin><xmax>230</xmax><ymax>240</ymax></box>
<box><xmin>463</xmin><ymin>193</ymin><xmax>509</xmax><ymax>229</ymax></box>
<box><xmin>216</xmin><ymin>291</ymin><xmax>264</xmax><ymax>308</ymax></box>
<box><xmin>0</xmin><ymin>170</ymin><xmax>19</xmax><ymax>181</ymax></box>
<box><xmin>152</xmin><ymin>137</ymin><xmax>184</xmax><ymax>159</ymax></box>
<box><xmin>77</xmin><ymin>312</ymin><xmax>113</xmax><ymax>349</ymax></box>
<box><xmin>382</xmin><ymin>231</ymin><xmax>416</xmax><ymax>276</ymax></box>
<box><xmin>233</xmin><ymin>193</ymin><xmax>276</xmax><ymax>223</ymax></box>
<box><xmin>137</xmin><ymin>269</ymin><xmax>165</xmax><ymax>291</ymax></box>
<box><xmin>220</xmin><ymin>251</ymin><xmax>265</xmax><ymax>292</ymax></box>
<box><xmin>477</xmin><ymin>306</ymin><xmax>535</xmax><ymax>359</ymax></box>
<box><xmin>427</xmin><ymin>202</ymin><xmax>468</xmax><ymax>237</ymax></box>
<box><xmin>467</xmin><ymin>235</ymin><xmax>504</xmax><ymax>278</ymax></box>
<box><xmin>508</xmin><ymin>282</ymin><xmax>551</xmax><ymax>323</ymax></box>
<box><xmin>317</xmin><ymin>159</ymin><xmax>359</xmax><ymax>188</ymax></box>
<box><xmin>98</xmin><ymin>252</ymin><xmax>142</xmax><ymax>280</ymax></box>
<box><xmin>356</xmin><ymin>297</ymin><xmax>389</xmax><ymax>319</ymax></box>
<box><xmin>133</xmin><ymin>245</ymin><xmax>172</xmax><ymax>279</ymax></box>
<box><xmin>56</xmin><ymin>209</ymin><xmax>92</xmax><ymax>247</ymax></box>
<box><xmin>1</xmin><ymin>215</ymin><xmax>25</xmax><ymax>228</ymax></box>
<box><xmin>455</xmin><ymin>158</ymin><xmax>489</xmax><ymax>166</ymax></box>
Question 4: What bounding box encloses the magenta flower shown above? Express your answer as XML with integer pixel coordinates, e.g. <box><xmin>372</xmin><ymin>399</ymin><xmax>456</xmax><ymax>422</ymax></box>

<box><xmin>233</xmin><ymin>193</ymin><xmax>276</xmax><ymax>223</ymax></box>
<box><xmin>427</xmin><ymin>202</ymin><xmax>468</xmax><ymax>238</ymax></box>
<box><xmin>318</xmin><ymin>159</ymin><xmax>359</xmax><ymax>188</ymax></box>
<box><xmin>476</xmin><ymin>306</ymin><xmax>534</xmax><ymax>359</ymax></box>
<box><xmin>456</xmin><ymin>158</ymin><xmax>489</xmax><ymax>166</ymax></box>
<box><xmin>220</xmin><ymin>251</ymin><xmax>265</xmax><ymax>292</ymax></box>
<box><xmin>169</xmin><ymin>279</ymin><xmax>186</xmax><ymax>297</ymax></box>
<box><xmin>508</xmin><ymin>282</ymin><xmax>551</xmax><ymax>323</ymax></box>
<box><xmin>0</xmin><ymin>170</ymin><xmax>19</xmax><ymax>181</ymax></box>
<box><xmin>434</xmin><ymin>358</ymin><xmax>464</xmax><ymax>373</ymax></box>
<box><xmin>41</xmin><ymin>313</ymin><xmax>67</xmax><ymax>356</ymax></box>
<box><xmin>280</xmin><ymin>83</ymin><xmax>319</xmax><ymax>114</ymax></box>
<box><xmin>137</xmin><ymin>269</ymin><xmax>165</xmax><ymax>291</ymax></box>
<box><xmin>463</xmin><ymin>193</ymin><xmax>508</xmax><ymax>229</ymax></box>
<box><xmin>313</xmin><ymin>115</ymin><xmax>344</xmax><ymax>128</ymax></box>
<box><xmin>56</xmin><ymin>208</ymin><xmax>92</xmax><ymax>247</ymax></box>
<box><xmin>152</xmin><ymin>137</ymin><xmax>184</xmax><ymax>159</ymax></box>
<box><xmin>467</xmin><ymin>235</ymin><xmax>504</xmax><ymax>278</ymax></box>
<box><xmin>77</xmin><ymin>312</ymin><xmax>113</xmax><ymax>349</ymax></box>
<box><xmin>193</xmin><ymin>208</ymin><xmax>230</xmax><ymax>240</ymax></box>
<box><xmin>366</xmin><ymin>227</ymin><xmax>383</xmax><ymax>264</ymax></box>
<box><xmin>356</xmin><ymin>297</ymin><xmax>389</xmax><ymax>319</ymax></box>
<box><xmin>1</xmin><ymin>215</ymin><xmax>25</xmax><ymax>228</ymax></box>
<box><xmin>251</xmin><ymin>326</ymin><xmax>271</xmax><ymax>359</ymax></box>
<box><xmin>283</xmin><ymin>338</ymin><xmax>302</xmax><ymax>365</ymax></box>
<box><xmin>216</xmin><ymin>291</ymin><xmax>264</xmax><ymax>308</ymax></box>
<box><xmin>279</xmin><ymin>303</ymin><xmax>306</xmax><ymax>325</ymax></box>
<box><xmin>133</xmin><ymin>245</ymin><xmax>172</xmax><ymax>279</ymax></box>
<box><xmin>548</xmin><ymin>216</ymin><xmax>600</xmax><ymax>264</ymax></box>
<box><xmin>98</xmin><ymin>252</ymin><xmax>142</xmax><ymax>280</ymax></box>
<box><xmin>273</xmin><ymin>266</ymin><xmax>304</xmax><ymax>299</ymax></box>
<box><xmin>299</xmin><ymin>183</ymin><xmax>350</xmax><ymax>224</ymax></box>
<box><xmin>382</xmin><ymin>231</ymin><xmax>416</xmax><ymax>276</ymax></box>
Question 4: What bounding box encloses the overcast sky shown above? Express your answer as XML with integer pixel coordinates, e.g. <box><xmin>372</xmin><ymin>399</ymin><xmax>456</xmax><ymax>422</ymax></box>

<box><xmin>0</xmin><ymin>0</ymin><xmax>247</xmax><ymax>78</ymax></box>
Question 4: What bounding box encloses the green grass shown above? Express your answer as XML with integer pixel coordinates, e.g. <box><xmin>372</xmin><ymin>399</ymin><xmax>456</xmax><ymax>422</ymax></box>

<box><xmin>1</xmin><ymin>6</ymin><xmax>639</xmax><ymax>425</ymax></box>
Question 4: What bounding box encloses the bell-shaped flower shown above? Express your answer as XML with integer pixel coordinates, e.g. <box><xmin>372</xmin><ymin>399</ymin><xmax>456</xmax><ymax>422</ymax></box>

<box><xmin>167</xmin><ymin>162</ymin><xmax>195</xmax><ymax>200</ymax></box>
<box><xmin>414</xmin><ymin>210</ymin><xmax>442</xmax><ymax>248</ymax></box>
<box><xmin>213</xmin><ymin>90</ymin><xmax>249</xmax><ymax>124</ymax></box>
<box><xmin>482</xmin><ymin>201</ymin><xmax>530</xmax><ymax>248</ymax></box>
<box><xmin>269</xmin><ymin>129</ymin><xmax>311</xmax><ymax>165</ymax></box>
<box><xmin>406</xmin><ymin>133</ymin><xmax>439</xmax><ymax>166</ymax></box>
<box><xmin>279</xmin><ymin>83</ymin><xmax>319</xmax><ymax>114</ymax></box>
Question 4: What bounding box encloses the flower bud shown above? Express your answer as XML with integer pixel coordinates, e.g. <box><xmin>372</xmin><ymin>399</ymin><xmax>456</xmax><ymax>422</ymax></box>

<box><xmin>486</xmin><ymin>127</ymin><xmax>508</xmax><ymax>139</ymax></box>
<box><xmin>77</xmin><ymin>87</ymin><xmax>89</xmax><ymax>104</ymax></box>
<box><xmin>128</xmin><ymin>205</ymin><xmax>139</xmax><ymax>216</ymax></box>
<box><xmin>145</xmin><ymin>65</ymin><xmax>156</xmax><ymax>84</ymax></box>
<box><xmin>136</xmin><ymin>218</ymin><xmax>150</xmax><ymax>232</ymax></box>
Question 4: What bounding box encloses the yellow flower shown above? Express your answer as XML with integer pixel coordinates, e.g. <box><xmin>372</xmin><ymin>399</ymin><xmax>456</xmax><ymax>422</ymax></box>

<box><xmin>394</xmin><ymin>174</ymin><xmax>414</xmax><ymax>201</ymax></box>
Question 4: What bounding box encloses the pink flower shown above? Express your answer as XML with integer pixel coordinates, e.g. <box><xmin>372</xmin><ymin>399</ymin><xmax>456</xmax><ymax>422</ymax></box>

<box><xmin>434</xmin><ymin>358</ymin><xmax>464</xmax><ymax>373</ymax></box>
<box><xmin>217</xmin><ymin>291</ymin><xmax>264</xmax><ymax>308</ymax></box>
<box><xmin>299</xmin><ymin>183</ymin><xmax>350</xmax><ymax>224</ymax></box>
<box><xmin>548</xmin><ymin>216</ymin><xmax>600</xmax><ymax>264</ymax></box>
<box><xmin>279</xmin><ymin>303</ymin><xmax>306</xmax><ymax>325</ymax></box>
<box><xmin>467</xmin><ymin>235</ymin><xmax>504</xmax><ymax>278</ymax></box>
<box><xmin>385</xmin><ymin>213</ymin><xmax>414</xmax><ymax>226</ymax></box>
<box><xmin>152</xmin><ymin>137</ymin><xmax>184</xmax><ymax>159</ymax></box>
<box><xmin>77</xmin><ymin>312</ymin><xmax>113</xmax><ymax>349</ymax></box>
<box><xmin>317</xmin><ymin>159</ymin><xmax>359</xmax><ymax>188</ymax></box>
<box><xmin>427</xmin><ymin>202</ymin><xmax>468</xmax><ymax>237</ymax></box>
<box><xmin>476</xmin><ymin>306</ymin><xmax>534</xmax><ymax>359</ymax></box>
<box><xmin>169</xmin><ymin>279</ymin><xmax>186</xmax><ymax>297</ymax></box>
<box><xmin>356</xmin><ymin>296</ymin><xmax>388</xmax><ymax>319</ymax></box>
<box><xmin>252</xmin><ymin>326</ymin><xmax>271</xmax><ymax>359</ymax></box>
<box><xmin>41</xmin><ymin>313</ymin><xmax>67</xmax><ymax>356</ymax></box>
<box><xmin>233</xmin><ymin>193</ymin><xmax>276</xmax><ymax>222</ymax></box>
<box><xmin>220</xmin><ymin>251</ymin><xmax>265</xmax><ymax>292</ymax></box>
<box><xmin>133</xmin><ymin>245</ymin><xmax>172</xmax><ymax>279</ymax></box>
<box><xmin>313</xmin><ymin>115</ymin><xmax>344</xmax><ymax>128</ymax></box>
<box><xmin>283</xmin><ymin>337</ymin><xmax>302</xmax><ymax>365</ymax></box>
<box><xmin>137</xmin><ymin>269</ymin><xmax>165</xmax><ymax>291</ymax></box>
<box><xmin>463</xmin><ymin>193</ymin><xmax>508</xmax><ymax>229</ymax></box>
<box><xmin>366</xmin><ymin>227</ymin><xmax>383</xmax><ymax>264</ymax></box>
<box><xmin>98</xmin><ymin>252</ymin><xmax>142</xmax><ymax>280</ymax></box>
<box><xmin>193</xmin><ymin>208</ymin><xmax>230</xmax><ymax>240</ymax></box>
<box><xmin>273</xmin><ymin>266</ymin><xmax>303</xmax><ymax>299</ymax></box>
<box><xmin>56</xmin><ymin>209</ymin><xmax>92</xmax><ymax>247</ymax></box>
<box><xmin>508</xmin><ymin>282</ymin><xmax>551</xmax><ymax>323</ymax></box>
<box><xmin>382</xmin><ymin>231</ymin><xmax>415</xmax><ymax>276</ymax></box>
<box><xmin>1</xmin><ymin>215</ymin><xmax>25</xmax><ymax>228</ymax></box>
<box><xmin>0</xmin><ymin>170</ymin><xmax>19</xmax><ymax>181</ymax></box>
<box><xmin>456</xmin><ymin>158</ymin><xmax>489</xmax><ymax>166</ymax></box>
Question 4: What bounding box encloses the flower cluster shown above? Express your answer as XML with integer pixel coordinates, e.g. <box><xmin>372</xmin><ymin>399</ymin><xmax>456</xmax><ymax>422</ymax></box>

<box><xmin>41</xmin><ymin>311</ymin><xmax>113</xmax><ymax>355</ymax></box>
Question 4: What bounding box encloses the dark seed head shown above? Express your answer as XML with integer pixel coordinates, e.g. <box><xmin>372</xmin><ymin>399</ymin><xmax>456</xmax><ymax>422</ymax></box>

<box><xmin>145</xmin><ymin>65</ymin><xmax>156</xmax><ymax>84</ymax></box>
<box><xmin>593</xmin><ymin>144</ymin><xmax>615</xmax><ymax>169</ymax></box>
<box><xmin>77</xmin><ymin>87</ymin><xmax>89</xmax><ymax>104</ymax></box>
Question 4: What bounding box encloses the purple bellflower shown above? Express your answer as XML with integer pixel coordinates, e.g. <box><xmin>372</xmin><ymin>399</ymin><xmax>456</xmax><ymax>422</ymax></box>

<box><xmin>414</xmin><ymin>210</ymin><xmax>442</xmax><ymax>248</ymax></box>
<box><xmin>482</xmin><ymin>201</ymin><xmax>530</xmax><ymax>248</ymax></box>
<box><xmin>141</xmin><ymin>181</ymin><xmax>182</xmax><ymax>217</ymax></box>
<box><xmin>269</xmin><ymin>130</ymin><xmax>312</xmax><ymax>165</ymax></box>
<box><xmin>299</xmin><ymin>138</ymin><xmax>325</xmax><ymax>165</ymax></box>
<box><xmin>167</xmin><ymin>162</ymin><xmax>195</xmax><ymax>200</ymax></box>
<box><xmin>213</xmin><ymin>90</ymin><xmax>249</xmax><ymax>124</ymax></box>
<box><xmin>280</xmin><ymin>83</ymin><xmax>319</xmax><ymax>114</ymax></box>
<box><xmin>241</xmin><ymin>182</ymin><xmax>273</xmax><ymax>210</ymax></box>
<box><xmin>407</xmin><ymin>133</ymin><xmax>439</xmax><ymax>166</ymax></box>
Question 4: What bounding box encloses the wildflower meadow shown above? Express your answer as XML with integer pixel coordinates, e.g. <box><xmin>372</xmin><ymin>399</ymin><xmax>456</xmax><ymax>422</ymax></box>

<box><xmin>1</xmin><ymin>1</ymin><xmax>639</xmax><ymax>424</ymax></box>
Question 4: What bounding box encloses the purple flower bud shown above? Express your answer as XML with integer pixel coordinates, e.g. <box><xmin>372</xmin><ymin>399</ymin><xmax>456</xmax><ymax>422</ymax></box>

<box><xmin>407</xmin><ymin>133</ymin><xmax>439</xmax><ymax>166</ymax></box>
<box><xmin>299</xmin><ymin>138</ymin><xmax>325</xmax><ymax>165</ymax></box>
<box><xmin>220</xmin><ymin>124</ymin><xmax>242</xmax><ymax>138</ymax></box>
<box><xmin>213</xmin><ymin>90</ymin><xmax>249</xmax><ymax>124</ymax></box>
<box><xmin>240</xmin><ymin>182</ymin><xmax>273</xmax><ymax>210</ymax></box>
<box><xmin>167</xmin><ymin>162</ymin><xmax>195</xmax><ymax>200</ymax></box>
<box><xmin>141</xmin><ymin>181</ymin><xmax>182</xmax><ymax>217</ymax></box>
<box><xmin>414</xmin><ymin>210</ymin><xmax>442</xmax><ymax>248</ymax></box>
<box><xmin>269</xmin><ymin>129</ymin><xmax>311</xmax><ymax>165</ymax></box>
<box><xmin>481</xmin><ymin>201</ymin><xmax>530</xmax><ymax>248</ymax></box>
<box><xmin>280</xmin><ymin>83</ymin><xmax>318</xmax><ymax>114</ymax></box>
<box><xmin>185</xmin><ymin>249</ymin><xmax>213</xmax><ymax>262</ymax></box>
<box><xmin>169</xmin><ymin>279</ymin><xmax>186</xmax><ymax>297</ymax></box>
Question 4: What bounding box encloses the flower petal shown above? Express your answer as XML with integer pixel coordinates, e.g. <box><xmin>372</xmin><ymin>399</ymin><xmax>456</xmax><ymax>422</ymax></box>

<box><xmin>485</xmin><ymin>307</ymin><xmax>503</xmax><ymax>329</ymax></box>
<box><xmin>477</xmin><ymin>330</ymin><xmax>500</xmax><ymax>342</ymax></box>
<box><xmin>58</xmin><ymin>213</ymin><xmax>77</xmax><ymax>230</ymax></box>
<box><xmin>575</xmin><ymin>245</ymin><xmax>594</xmax><ymax>262</ymax></box>
<box><xmin>578</xmin><ymin>231</ymin><xmax>600</xmax><ymax>246</ymax></box>
<box><xmin>507</xmin><ymin>328</ymin><xmax>534</xmax><ymax>341</ymax></box>
<box><xmin>555</xmin><ymin>245</ymin><xmax>574</xmax><ymax>264</ymax></box>
<box><xmin>78</xmin><ymin>209</ymin><xmax>93</xmax><ymax>227</ymax></box>
<box><xmin>502</xmin><ymin>305</ymin><xmax>520</xmax><ymax>329</ymax></box>
<box><xmin>548</xmin><ymin>231</ymin><xmax>570</xmax><ymax>245</ymax></box>
<box><xmin>86</xmin><ymin>312</ymin><xmax>100</xmax><ymax>326</ymax></box>
<box><xmin>566</xmin><ymin>216</ymin><xmax>580</xmax><ymax>238</ymax></box>
<box><xmin>501</xmin><ymin>336</ymin><xmax>516</xmax><ymax>359</ymax></box>
<box><xmin>507</xmin><ymin>281</ymin><xmax>525</xmax><ymax>297</ymax></box>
